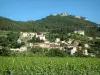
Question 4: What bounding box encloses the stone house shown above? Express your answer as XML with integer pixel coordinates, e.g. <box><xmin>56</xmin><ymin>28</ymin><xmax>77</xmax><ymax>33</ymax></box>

<box><xmin>55</xmin><ymin>38</ymin><xmax>60</xmax><ymax>43</ymax></box>
<box><xmin>10</xmin><ymin>46</ymin><xmax>27</xmax><ymax>51</ymax></box>
<box><xmin>83</xmin><ymin>49</ymin><xmax>88</xmax><ymax>55</ymax></box>
<box><xmin>67</xmin><ymin>45</ymin><xmax>77</xmax><ymax>55</ymax></box>
<box><xmin>35</xmin><ymin>33</ymin><xmax>46</xmax><ymax>41</ymax></box>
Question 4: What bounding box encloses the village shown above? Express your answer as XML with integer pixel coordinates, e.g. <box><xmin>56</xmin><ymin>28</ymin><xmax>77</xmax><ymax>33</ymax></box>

<box><xmin>10</xmin><ymin>30</ymin><xmax>98</xmax><ymax>56</ymax></box>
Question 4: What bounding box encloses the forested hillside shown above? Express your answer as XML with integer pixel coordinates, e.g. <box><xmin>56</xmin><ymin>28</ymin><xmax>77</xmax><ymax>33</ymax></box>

<box><xmin>0</xmin><ymin>13</ymin><xmax>100</xmax><ymax>37</ymax></box>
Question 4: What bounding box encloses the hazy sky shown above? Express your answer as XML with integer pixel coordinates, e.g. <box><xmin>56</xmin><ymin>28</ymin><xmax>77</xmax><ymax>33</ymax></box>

<box><xmin>0</xmin><ymin>0</ymin><xmax>100</xmax><ymax>23</ymax></box>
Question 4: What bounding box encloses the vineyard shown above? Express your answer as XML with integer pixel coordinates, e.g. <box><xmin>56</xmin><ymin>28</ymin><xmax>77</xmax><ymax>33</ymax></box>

<box><xmin>0</xmin><ymin>57</ymin><xmax>100</xmax><ymax>75</ymax></box>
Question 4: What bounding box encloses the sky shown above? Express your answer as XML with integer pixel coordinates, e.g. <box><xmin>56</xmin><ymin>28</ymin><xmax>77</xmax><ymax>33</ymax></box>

<box><xmin>0</xmin><ymin>0</ymin><xmax>100</xmax><ymax>23</ymax></box>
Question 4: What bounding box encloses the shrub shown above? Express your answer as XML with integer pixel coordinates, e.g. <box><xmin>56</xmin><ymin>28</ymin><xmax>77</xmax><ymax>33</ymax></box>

<box><xmin>30</xmin><ymin>47</ymin><xmax>43</xmax><ymax>54</ymax></box>
<box><xmin>46</xmin><ymin>48</ymin><xmax>67</xmax><ymax>57</ymax></box>
<box><xmin>0</xmin><ymin>47</ymin><xmax>11</xmax><ymax>56</ymax></box>
<box><xmin>74</xmin><ymin>50</ymin><xmax>85</xmax><ymax>57</ymax></box>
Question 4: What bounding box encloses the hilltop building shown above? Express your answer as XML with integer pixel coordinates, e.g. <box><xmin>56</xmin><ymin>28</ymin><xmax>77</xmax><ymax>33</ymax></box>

<box><xmin>75</xmin><ymin>16</ymin><xmax>81</xmax><ymax>19</ymax></box>
<box><xmin>74</xmin><ymin>30</ymin><xmax>85</xmax><ymax>35</ymax></box>
<box><xmin>50</xmin><ymin>14</ymin><xmax>57</xmax><ymax>16</ymax></box>
<box><xmin>60</xmin><ymin>13</ymin><xmax>68</xmax><ymax>16</ymax></box>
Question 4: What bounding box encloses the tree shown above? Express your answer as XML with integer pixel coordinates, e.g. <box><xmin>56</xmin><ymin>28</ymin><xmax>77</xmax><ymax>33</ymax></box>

<box><xmin>7</xmin><ymin>32</ymin><xmax>20</xmax><ymax>48</ymax></box>
<box><xmin>13</xmin><ymin>42</ymin><xmax>25</xmax><ymax>48</ymax></box>
<box><xmin>28</xmin><ymin>36</ymin><xmax>41</xmax><ymax>43</ymax></box>
<box><xmin>87</xmin><ymin>39</ymin><xmax>100</xmax><ymax>57</ymax></box>
<box><xmin>7</xmin><ymin>32</ymin><xmax>19</xmax><ymax>42</ymax></box>
<box><xmin>0</xmin><ymin>36</ymin><xmax>9</xmax><ymax>47</ymax></box>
